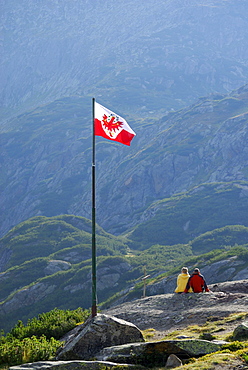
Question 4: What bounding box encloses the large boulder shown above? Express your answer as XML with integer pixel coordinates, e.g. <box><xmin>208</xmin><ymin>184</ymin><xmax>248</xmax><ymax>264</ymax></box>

<box><xmin>56</xmin><ymin>314</ymin><xmax>144</xmax><ymax>361</ymax></box>
<box><xmin>232</xmin><ymin>321</ymin><xmax>248</xmax><ymax>341</ymax></box>
<box><xmin>96</xmin><ymin>339</ymin><xmax>223</xmax><ymax>367</ymax></box>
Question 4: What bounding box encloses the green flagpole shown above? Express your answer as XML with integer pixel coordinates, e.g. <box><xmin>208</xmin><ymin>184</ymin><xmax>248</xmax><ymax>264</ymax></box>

<box><xmin>92</xmin><ymin>97</ymin><xmax>97</xmax><ymax>317</ymax></box>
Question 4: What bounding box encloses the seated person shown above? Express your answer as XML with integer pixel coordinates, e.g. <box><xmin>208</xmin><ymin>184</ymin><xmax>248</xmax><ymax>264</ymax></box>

<box><xmin>175</xmin><ymin>267</ymin><xmax>192</xmax><ymax>293</ymax></box>
<box><xmin>184</xmin><ymin>268</ymin><xmax>210</xmax><ymax>293</ymax></box>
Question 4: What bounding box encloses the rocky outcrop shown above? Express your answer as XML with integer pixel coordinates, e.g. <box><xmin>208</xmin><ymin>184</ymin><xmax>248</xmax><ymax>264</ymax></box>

<box><xmin>0</xmin><ymin>257</ymin><xmax>132</xmax><ymax>319</ymax></box>
<box><xmin>103</xmin><ymin>285</ymin><xmax>248</xmax><ymax>332</ymax></box>
<box><xmin>44</xmin><ymin>260</ymin><xmax>71</xmax><ymax>275</ymax></box>
<box><xmin>56</xmin><ymin>314</ymin><xmax>144</xmax><ymax>361</ymax></box>
<box><xmin>0</xmin><ymin>282</ymin><xmax>56</xmax><ymax>315</ymax></box>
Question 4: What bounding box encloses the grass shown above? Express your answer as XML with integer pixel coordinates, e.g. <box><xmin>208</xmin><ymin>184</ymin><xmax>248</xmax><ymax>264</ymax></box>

<box><xmin>147</xmin><ymin>351</ymin><xmax>248</xmax><ymax>369</ymax></box>
<box><xmin>155</xmin><ymin>312</ymin><xmax>248</xmax><ymax>342</ymax></box>
<box><xmin>142</xmin><ymin>328</ymin><xmax>156</xmax><ymax>340</ymax></box>
<box><xmin>179</xmin><ymin>352</ymin><xmax>246</xmax><ymax>369</ymax></box>
<box><xmin>146</xmin><ymin>312</ymin><xmax>248</xmax><ymax>369</ymax></box>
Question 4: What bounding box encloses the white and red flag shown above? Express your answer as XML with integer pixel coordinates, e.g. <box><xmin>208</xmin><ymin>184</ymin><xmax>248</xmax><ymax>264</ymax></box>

<box><xmin>94</xmin><ymin>102</ymin><xmax>136</xmax><ymax>146</ymax></box>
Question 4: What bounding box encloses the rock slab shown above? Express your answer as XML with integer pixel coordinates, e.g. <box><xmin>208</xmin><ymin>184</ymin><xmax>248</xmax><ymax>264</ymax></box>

<box><xmin>9</xmin><ymin>360</ymin><xmax>144</xmax><ymax>370</ymax></box>
<box><xmin>56</xmin><ymin>314</ymin><xmax>144</xmax><ymax>361</ymax></box>
<box><xmin>96</xmin><ymin>339</ymin><xmax>223</xmax><ymax>366</ymax></box>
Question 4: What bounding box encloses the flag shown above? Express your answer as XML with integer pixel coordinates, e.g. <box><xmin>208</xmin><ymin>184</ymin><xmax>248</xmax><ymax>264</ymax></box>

<box><xmin>94</xmin><ymin>101</ymin><xmax>136</xmax><ymax>146</ymax></box>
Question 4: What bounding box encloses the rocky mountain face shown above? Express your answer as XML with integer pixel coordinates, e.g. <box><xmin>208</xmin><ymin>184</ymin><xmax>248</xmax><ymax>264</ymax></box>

<box><xmin>1</xmin><ymin>86</ymin><xmax>248</xmax><ymax>238</ymax></box>
<box><xmin>2</xmin><ymin>0</ymin><xmax>248</xmax><ymax>121</ymax></box>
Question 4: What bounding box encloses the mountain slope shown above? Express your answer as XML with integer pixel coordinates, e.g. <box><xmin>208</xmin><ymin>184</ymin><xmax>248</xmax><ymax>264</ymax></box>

<box><xmin>1</xmin><ymin>86</ymin><xmax>248</xmax><ymax>237</ymax></box>
<box><xmin>128</xmin><ymin>182</ymin><xmax>248</xmax><ymax>249</ymax></box>
<box><xmin>0</xmin><ymin>215</ymin><xmax>128</xmax><ymax>272</ymax></box>
<box><xmin>1</xmin><ymin>214</ymin><xmax>248</xmax><ymax>332</ymax></box>
<box><xmin>2</xmin><ymin>0</ymin><xmax>248</xmax><ymax>121</ymax></box>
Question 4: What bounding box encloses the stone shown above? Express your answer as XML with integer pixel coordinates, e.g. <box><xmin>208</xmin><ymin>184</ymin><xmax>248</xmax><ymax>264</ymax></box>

<box><xmin>232</xmin><ymin>321</ymin><xmax>248</xmax><ymax>341</ymax></box>
<box><xmin>44</xmin><ymin>260</ymin><xmax>71</xmax><ymax>275</ymax></box>
<box><xmin>165</xmin><ymin>354</ymin><xmax>182</xmax><ymax>368</ymax></box>
<box><xmin>96</xmin><ymin>339</ymin><xmax>223</xmax><ymax>367</ymax></box>
<box><xmin>56</xmin><ymin>314</ymin><xmax>144</xmax><ymax>361</ymax></box>
<box><xmin>9</xmin><ymin>360</ymin><xmax>143</xmax><ymax>370</ymax></box>
<box><xmin>200</xmin><ymin>333</ymin><xmax>215</xmax><ymax>341</ymax></box>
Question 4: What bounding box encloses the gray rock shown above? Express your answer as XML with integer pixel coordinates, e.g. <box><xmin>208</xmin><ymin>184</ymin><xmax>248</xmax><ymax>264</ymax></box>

<box><xmin>56</xmin><ymin>314</ymin><xmax>144</xmax><ymax>361</ymax></box>
<box><xmin>209</xmin><ymin>280</ymin><xmax>248</xmax><ymax>294</ymax></box>
<box><xmin>165</xmin><ymin>354</ymin><xmax>182</xmax><ymax>368</ymax></box>
<box><xmin>96</xmin><ymin>339</ymin><xmax>223</xmax><ymax>366</ymax></box>
<box><xmin>9</xmin><ymin>360</ymin><xmax>142</xmax><ymax>370</ymax></box>
<box><xmin>200</xmin><ymin>333</ymin><xmax>215</xmax><ymax>341</ymax></box>
<box><xmin>0</xmin><ymin>282</ymin><xmax>56</xmax><ymax>315</ymax></box>
<box><xmin>44</xmin><ymin>260</ymin><xmax>71</xmax><ymax>275</ymax></box>
<box><xmin>232</xmin><ymin>321</ymin><xmax>248</xmax><ymax>341</ymax></box>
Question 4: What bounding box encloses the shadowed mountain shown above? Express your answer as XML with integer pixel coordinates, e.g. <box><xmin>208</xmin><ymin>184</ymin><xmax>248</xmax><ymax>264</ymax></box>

<box><xmin>1</xmin><ymin>86</ymin><xmax>248</xmax><ymax>237</ymax></box>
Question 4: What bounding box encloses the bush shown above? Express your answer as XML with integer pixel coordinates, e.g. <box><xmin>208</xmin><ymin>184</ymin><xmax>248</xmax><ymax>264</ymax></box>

<box><xmin>0</xmin><ymin>307</ymin><xmax>90</xmax><ymax>366</ymax></box>
<box><xmin>221</xmin><ymin>341</ymin><xmax>245</xmax><ymax>351</ymax></box>
<box><xmin>8</xmin><ymin>307</ymin><xmax>90</xmax><ymax>340</ymax></box>
<box><xmin>0</xmin><ymin>335</ymin><xmax>61</xmax><ymax>366</ymax></box>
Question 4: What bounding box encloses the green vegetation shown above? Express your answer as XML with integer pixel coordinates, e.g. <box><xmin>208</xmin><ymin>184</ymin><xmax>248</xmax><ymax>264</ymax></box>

<box><xmin>8</xmin><ymin>307</ymin><xmax>89</xmax><ymax>340</ymax></box>
<box><xmin>164</xmin><ymin>313</ymin><xmax>248</xmax><ymax>341</ymax></box>
<box><xmin>0</xmin><ymin>307</ymin><xmax>89</xmax><ymax>367</ymax></box>
<box><xmin>1</xmin><ymin>210</ymin><xmax>248</xmax><ymax>331</ymax></box>
<box><xmin>190</xmin><ymin>225</ymin><xmax>248</xmax><ymax>254</ymax></box>
<box><xmin>128</xmin><ymin>182</ymin><xmax>248</xmax><ymax>249</ymax></box>
<box><xmin>102</xmin><ymin>244</ymin><xmax>248</xmax><ymax>307</ymax></box>
<box><xmin>1</xmin><ymin>215</ymin><xmax>128</xmax><ymax>269</ymax></box>
<box><xmin>0</xmin><ymin>335</ymin><xmax>61</xmax><ymax>366</ymax></box>
<box><xmin>159</xmin><ymin>313</ymin><xmax>248</xmax><ymax>369</ymax></box>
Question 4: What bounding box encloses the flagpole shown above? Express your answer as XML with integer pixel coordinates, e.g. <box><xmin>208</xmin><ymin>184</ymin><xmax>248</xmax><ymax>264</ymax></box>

<box><xmin>92</xmin><ymin>97</ymin><xmax>97</xmax><ymax>317</ymax></box>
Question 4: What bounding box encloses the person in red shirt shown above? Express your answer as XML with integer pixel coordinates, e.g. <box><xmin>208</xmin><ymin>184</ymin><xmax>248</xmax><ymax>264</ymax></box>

<box><xmin>184</xmin><ymin>268</ymin><xmax>210</xmax><ymax>293</ymax></box>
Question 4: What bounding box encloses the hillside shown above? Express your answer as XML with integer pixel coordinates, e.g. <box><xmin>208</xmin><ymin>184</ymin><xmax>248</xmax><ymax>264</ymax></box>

<box><xmin>0</xmin><ymin>214</ymin><xmax>191</xmax><ymax>331</ymax></box>
<box><xmin>1</xmin><ymin>86</ymin><xmax>248</xmax><ymax>239</ymax></box>
<box><xmin>1</xmin><ymin>214</ymin><xmax>248</xmax><ymax>333</ymax></box>
<box><xmin>128</xmin><ymin>182</ymin><xmax>248</xmax><ymax>249</ymax></box>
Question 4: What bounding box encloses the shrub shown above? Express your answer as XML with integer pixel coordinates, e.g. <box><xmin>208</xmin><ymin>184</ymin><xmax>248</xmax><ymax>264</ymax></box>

<box><xmin>0</xmin><ymin>307</ymin><xmax>90</xmax><ymax>366</ymax></box>
<box><xmin>8</xmin><ymin>307</ymin><xmax>90</xmax><ymax>340</ymax></box>
<box><xmin>0</xmin><ymin>335</ymin><xmax>61</xmax><ymax>366</ymax></box>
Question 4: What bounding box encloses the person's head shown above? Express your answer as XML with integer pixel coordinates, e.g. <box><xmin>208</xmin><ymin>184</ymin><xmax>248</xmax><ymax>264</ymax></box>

<box><xmin>181</xmin><ymin>267</ymin><xmax>188</xmax><ymax>274</ymax></box>
<box><xmin>193</xmin><ymin>268</ymin><xmax>200</xmax><ymax>274</ymax></box>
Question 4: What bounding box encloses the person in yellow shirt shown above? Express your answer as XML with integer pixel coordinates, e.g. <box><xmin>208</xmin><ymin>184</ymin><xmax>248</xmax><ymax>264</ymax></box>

<box><xmin>175</xmin><ymin>267</ymin><xmax>192</xmax><ymax>293</ymax></box>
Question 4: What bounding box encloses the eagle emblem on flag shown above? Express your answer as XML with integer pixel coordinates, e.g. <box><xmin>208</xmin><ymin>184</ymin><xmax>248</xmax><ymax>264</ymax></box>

<box><xmin>101</xmin><ymin>114</ymin><xmax>124</xmax><ymax>138</ymax></box>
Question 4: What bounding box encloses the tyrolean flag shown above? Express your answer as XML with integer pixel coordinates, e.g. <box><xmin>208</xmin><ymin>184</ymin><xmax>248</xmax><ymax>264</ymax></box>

<box><xmin>94</xmin><ymin>102</ymin><xmax>136</xmax><ymax>146</ymax></box>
